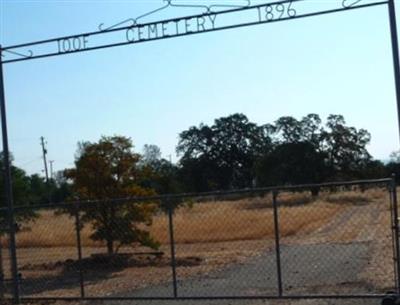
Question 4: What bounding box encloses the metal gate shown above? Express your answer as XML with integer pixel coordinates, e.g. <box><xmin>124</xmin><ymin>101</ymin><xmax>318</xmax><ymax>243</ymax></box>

<box><xmin>2</xmin><ymin>0</ymin><xmax>400</xmax><ymax>303</ymax></box>
<box><xmin>0</xmin><ymin>178</ymin><xmax>398</xmax><ymax>303</ymax></box>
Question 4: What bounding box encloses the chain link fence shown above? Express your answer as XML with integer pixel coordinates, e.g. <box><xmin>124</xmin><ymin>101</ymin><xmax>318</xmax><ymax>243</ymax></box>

<box><xmin>0</xmin><ymin>178</ymin><xmax>398</xmax><ymax>303</ymax></box>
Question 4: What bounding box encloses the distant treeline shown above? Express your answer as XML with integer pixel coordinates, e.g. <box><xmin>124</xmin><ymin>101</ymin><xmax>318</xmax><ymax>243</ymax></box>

<box><xmin>2</xmin><ymin>113</ymin><xmax>400</xmax><ymax>207</ymax></box>
<box><xmin>173</xmin><ymin>113</ymin><xmax>398</xmax><ymax>192</ymax></box>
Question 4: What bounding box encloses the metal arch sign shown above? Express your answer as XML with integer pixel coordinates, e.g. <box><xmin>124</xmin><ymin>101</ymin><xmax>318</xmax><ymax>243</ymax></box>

<box><xmin>0</xmin><ymin>0</ymin><xmax>388</xmax><ymax>64</ymax></box>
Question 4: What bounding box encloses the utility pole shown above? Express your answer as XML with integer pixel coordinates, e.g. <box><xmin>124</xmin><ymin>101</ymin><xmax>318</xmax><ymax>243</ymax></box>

<box><xmin>40</xmin><ymin>136</ymin><xmax>49</xmax><ymax>182</ymax></box>
<box><xmin>49</xmin><ymin>160</ymin><xmax>54</xmax><ymax>180</ymax></box>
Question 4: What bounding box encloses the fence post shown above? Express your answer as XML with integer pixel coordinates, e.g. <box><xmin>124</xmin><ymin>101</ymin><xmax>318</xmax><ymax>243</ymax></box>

<box><xmin>388</xmin><ymin>0</ymin><xmax>400</xmax><ymax>291</ymax></box>
<box><xmin>74</xmin><ymin>205</ymin><xmax>85</xmax><ymax>298</ymax></box>
<box><xmin>387</xmin><ymin>0</ymin><xmax>400</xmax><ymax>164</ymax></box>
<box><xmin>167</xmin><ymin>200</ymin><xmax>178</xmax><ymax>298</ymax></box>
<box><xmin>0</xmin><ymin>235</ymin><xmax>4</xmax><ymax>299</ymax></box>
<box><xmin>0</xmin><ymin>47</ymin><xmax>19</xmax><ymax>304</ymax></box>
<box><xmin>272</xmin><ymin>191</ymin><xmax>283</xmax><ymax>297</ymax></box>
<box><xmin>391</xmin><ymin>175</ymin><xmax>400</xmax><ymax>294</ymax></box>
<box><xmin>389</xmin><ymin>180</ymin><xmax>399</xmax><ymax>292</ymax></box>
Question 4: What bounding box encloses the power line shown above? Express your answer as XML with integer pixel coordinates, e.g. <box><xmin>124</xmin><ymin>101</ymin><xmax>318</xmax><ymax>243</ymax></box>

<box><xmin>16</xmin><ymin>156</ymin><xmax>42</xmax><ymax>167</ymax></box>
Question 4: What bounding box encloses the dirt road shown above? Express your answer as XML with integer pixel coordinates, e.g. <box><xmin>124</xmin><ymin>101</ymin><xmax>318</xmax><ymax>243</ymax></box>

<box><xmin>115</xmin><ymin>243</ymin><xmax>370</xmax><ymax>297</ymax></box>
<box><xmin>100</xmin><ymin>201</ymin><xmax>390</xmax><ymax>305</ymax></box>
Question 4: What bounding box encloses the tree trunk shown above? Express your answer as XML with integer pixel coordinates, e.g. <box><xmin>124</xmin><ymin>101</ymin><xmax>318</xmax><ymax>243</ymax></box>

<box><xmin>106</xmin><ymin>239</ymin><xmax>114</xmax><ymax>256</ymax></box>
<box><xmin>311</xmin><ymin>187</ymin><xmax>320</xmax><ymax>198</ymax></box>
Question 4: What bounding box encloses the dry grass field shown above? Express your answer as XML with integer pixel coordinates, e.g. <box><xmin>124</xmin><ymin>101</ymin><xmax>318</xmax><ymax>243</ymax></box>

<box><xmin>14</xmin><ymin>200</ymin><xmax>341</xmax><ymax>247</ymax></box>
<box><xmin>0</xmin><ymin>187</ymin><xmax>393</xmax><ymax>299</ymax></box>
<box><xmin>13</xmin><ymin>189</ymin><xmax>383</xmax><ymax>248</ymax></box>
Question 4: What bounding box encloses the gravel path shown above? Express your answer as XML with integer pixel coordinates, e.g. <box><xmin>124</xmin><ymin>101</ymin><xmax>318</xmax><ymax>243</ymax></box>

<box><xmin>101</xmin><ymin>240</ymin><xmax>381</xmax><ymax>305</ymax></box>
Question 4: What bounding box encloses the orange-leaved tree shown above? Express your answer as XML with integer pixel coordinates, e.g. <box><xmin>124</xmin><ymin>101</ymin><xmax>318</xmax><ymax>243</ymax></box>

<box><xmin>65</xmin><ymin>136</ymin><xmax>159</xmax><ymax>255</ymax></box>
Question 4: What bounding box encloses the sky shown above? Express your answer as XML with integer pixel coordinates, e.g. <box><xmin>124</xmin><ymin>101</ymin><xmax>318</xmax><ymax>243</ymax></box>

<box><xmin>0</xmin><ymin>0</ymin><xmax>400</xmax><ymax>176</ymax></box>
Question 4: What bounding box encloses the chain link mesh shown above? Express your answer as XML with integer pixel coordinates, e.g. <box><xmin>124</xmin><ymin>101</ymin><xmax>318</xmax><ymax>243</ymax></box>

<box><xmin>0</xmin><ymin>180</ymin><xmax>397</xmax><ymax>302</ymax></box>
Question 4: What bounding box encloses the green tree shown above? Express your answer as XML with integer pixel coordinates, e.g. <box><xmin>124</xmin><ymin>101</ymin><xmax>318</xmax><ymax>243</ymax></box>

<box><xmin>274</xmin><ymin>114</ymin><xmax>323</xmax><ymax>146</ymax></box>
<box><xmin>65</xmin><ymin>136</ymin><xmax>159</xmax><ymax>255</ymax></box>
<box><xmin>176</xmin><ymin>113</ymin><xmax>377</xmax><ymax>191</ymax></box>
<box><xmin>385</xmin><ymin>151</ymin><xmax>400</xmax><ymax>183</ymax></box>
<box><xmin>358</xmin><ymin>159</ymin><xmax>386</xmax><ymax>180</ymax></box>
<box><xmin>177</xmin><ymin>113</ymin><xmax>272</xmax><ymax>191</ymax></box>
<box><xmin>322</xmin><ymin>114</ymin><xmax>371</xmax><ymax>179</ymax></box>
<box><xmin>240</xmin><ymin>113</ymin><xmax>375</xmax><ymax>187</ymax></box>
<box><xmin>139</xmin><ymin>145</ymin><xmax>182</xmax><ymax>195</ymax></box>
<box><xmin>27</xmin><ymin>174</ymin><xmax>48</xmax><ymax>204</ymax></box>
<box><xmin>274</xmin><ymin>116</ymin><xmax>303</xmax><ymax>143</ymax></box>
<box><xmin>141</xmin><ymin>144</ymin><xmax>162</xmax><ymax>166</ymax></box>
<box><xmin>255</xmin><ymin>141</ymin><xmax>328</xmax><ymax>187</ymax></box>
<box><xmin>299</xmin><ymin>113</ymin><xmax>323</xmax><ymax>147</ymax></box>
<box><xmin>255</xmin><ymin>114</ymin><xmax>326</xmax><ymax>187</ymax></box>
<box><xmin>50</xmin><ymin>171</ymin><xmax>72</xmax><ymax>203</ymax></box>
<box><xmin>0</xmin><ymin>155</ymin><xmax>38</xmax><ymax>298</ymax></box>
<box><xmin>142</xmin><ymin>158</ymin><xmax>181</xmax><ymax>195</ymax></box>
<box><xmin>0</xmin><ymin>154</ymin><xmax>37</xmax><ymax>233</ymax></box>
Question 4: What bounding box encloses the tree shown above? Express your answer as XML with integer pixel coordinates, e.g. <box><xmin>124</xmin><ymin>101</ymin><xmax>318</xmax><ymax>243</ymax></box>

<box><xmin>322</xmin><ymin>114</ymin><xmax>371</xmax><ymax>179</ymax></box>
<box><xmin>385</xmin><ymin>151</ymin><xmax>400</xmax><ymax>183</ymax></box>
<box><xmin>358</xmin><ymin>159</ymin><xmax>386</xmax><ymax>180</ymax></box>
<box><xmin>65</xmin><ymin>136</ymin><xmax>159</xmax><ymax>255</ymax></box>
<box><xmin>138</xmin><ymin>144</ymin><xmax>182</xmax><ymax>195</ymax></box>
<box><xmin>142</xmin><ymin>158</ymin><xmax>182</xmax><ymax>194</ymax></box>
<box><xmin>178</xmin><ymin>155</ymin><xmax>223</xmax><ymax>191</ymax></box>
<box><xmin>255</xmin><ymin>114</ymin><xmax>327</xmax><ymax>187</ymax></box>
<box><xmin>177</xmin><ymin>113</ymin><xmax>272</xmax><ymax>191</ymax></box>
<box><xmin>27</xmin><ymin>174</ymin><xmax>48</xmax><ymax>204</ymax></box>
<box><xmin>255</xmin><ymin>141</ymin><xmax>328</xmax><ymax>187</ymax></box>
<box><xmin>141</xmin><ymin>144</ymin><xmax>162</xmax><ymax>166</ymax></box>
<box><xmin>274</xmin><ymin>116</ymin><xmax>303</xmax><ymax>143</ymax></box>
<box><xmin>176</xmin><ymin>113</ymin><xmax>378</xmax><ymax>190</ymax></box>
<box><xmin>299</xmin><ymin>113</ymin><xmax>323</xmax><ymax>147</ymax></box>
<box><xmin>50</xmin><ymin>171</ymin><xmax>72</xmax><ymax>203</ymax></box>
<box><xmin>259</xmin><ymin>113</ymin><xmax>373</xmax><ymax>184</ymax></box>
<box><xmin>0</xmin><ymin>153</ymin><xmax>37</xmax><ymax>236</ymax></box>
<box><xmin>390</xmin><ymin>150</ymin><xmax>400</xmax><ymax>163</ymax></box>
<box><xmin>274</xmin><ymin>114</ymin><xmax>323</xmax><ymax>146</ymax></box>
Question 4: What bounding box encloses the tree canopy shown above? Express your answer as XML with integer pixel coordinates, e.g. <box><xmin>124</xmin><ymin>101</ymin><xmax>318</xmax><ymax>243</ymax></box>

<box><xmin>65</xmin><ymin>136</ymin><xmax>159</xmax><ymax>255</ymax></box>
<box><xmin>0</xmin><ymin>154</ymin><xmax>38</xmax><ymax>234</ymax></box>
<box><xmin>177</xmin><ymin>113</ymin><xmax>272</xmax><ymax>190</ymax></box>
<box><xmin>177</xmin><ymin>113</ymin><xmax>381</xmax><ymax>191</ymax></box>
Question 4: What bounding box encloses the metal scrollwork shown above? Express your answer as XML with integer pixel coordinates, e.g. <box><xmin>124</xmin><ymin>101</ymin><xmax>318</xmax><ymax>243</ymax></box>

<box><xmin>99</xmin><ymin>0</ymin><xmax>252</xmax><ymax>31</ymax></box>
<box><xmin>99</xmin><ymin>0</ymin><xmax>172</xmax><ymax>31</ymax></box>
<box><xmin>1</xmin><ymin>49</ymin><xmax>33</xmax><ymax>59</ymax></box>
<box><xmin>171</xmin><ymin>0</ymin><xmax>251</xmax><ymax>14</ymax></box>
<box><xmin>342</xmin><ymin>0</ymin><xmax>363</xmax><ymax>8</ymax></box>
<box><xmin>98</xmin><ymin>18</ymin><xmax>136</xmax><ymax>31</ymax></box>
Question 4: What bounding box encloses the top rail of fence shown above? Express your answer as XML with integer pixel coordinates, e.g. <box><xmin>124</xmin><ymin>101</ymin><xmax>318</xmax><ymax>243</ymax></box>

<box><xmin>0</xmin><ymin>177</ymin><xmax>393</xmax><ymax>213</ymax></box>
